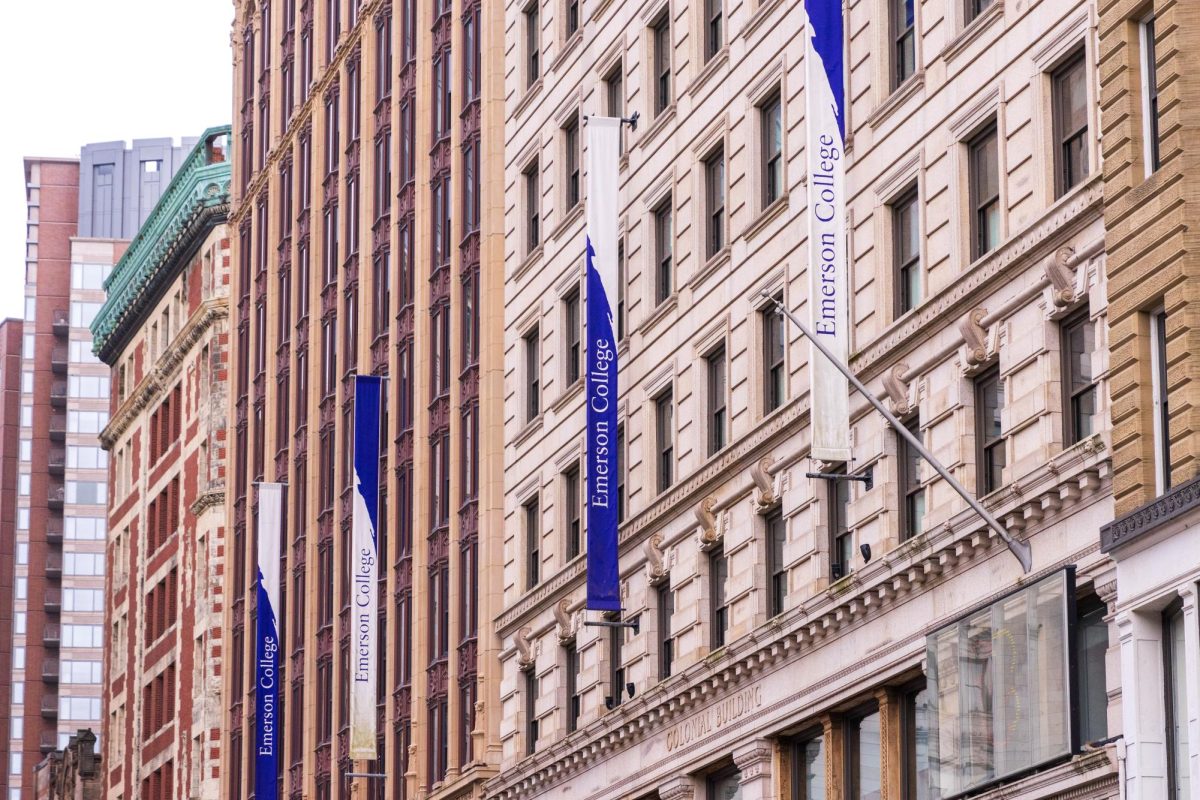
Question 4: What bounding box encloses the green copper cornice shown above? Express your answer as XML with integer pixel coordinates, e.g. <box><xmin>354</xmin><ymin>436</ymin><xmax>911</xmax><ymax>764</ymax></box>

<box><xmin>92</xmin><ymin>126</ymin><xmax>232</xmax><ymax>363</ymax></box>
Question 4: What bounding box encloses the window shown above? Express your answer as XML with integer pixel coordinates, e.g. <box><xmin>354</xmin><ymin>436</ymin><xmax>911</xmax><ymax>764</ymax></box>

<box><xmin>1141</xmin><ymin>16</ymin><xmax>1161</xmax><ymax>173</ymax></box>
<box><xmin>564</xmin><ymin>116</ymin><xmax>580</xmax><ymax>208</ymax></box>
<box><xmin>525</xmin><ymin>161</ymin><xmax>541</xmax><ymax>252</ymax></box>
<box><xmin>62</xmin><ymin>624</ymin><xmax>104</xmax><ymax>648</ymax></box>
<box><xmin>66</xmin><ymin>480</ymin><xmax>107</xmax><ymax>505</ymax></box>
<box><xmin>608</xmin><ymin>624</ymin><xmax>625</xmax><ymax>708</ymax></box>
<box><xmin>525</xmin><ymin>326</ymin><xmax>541</xmax><ymax>421</ymax></box>
<box><xmin>704</xmin><ymin>0</ymin><xmax>722</xmax><ymax>60</ymax></box>
<box><xmin>1061</xmin><ymin>310</ymin><xmax>1096</xmax><ymax>446</ymax></box>
<box><xmin>65</xmin><ymin>517</ymin><xmax>106</xmax><ymax>540</ymax></box>
<box><xmin>899</xmin><ymin>415</ymin><xmax>925</xmax><ymax>541</ymax></box>
<box><xmin>892</xmin><ymin>0</ymin><xmax>916</xmax><ymax>86</ymax></box>
<box><xmin>655</xmin><ymin>388</ymin><xmax>674</xmax><ymax>493</ymax></box>
<box><xmin>605</xmin><ymin>67</ymin><xmax>625</xmax><ymax>154</ymax></box>
<box><xmin>828</xmin><ymin>470</ymin><xmax>852</xmax><ymax>580</ymax></box>
<box><xmin>927</xmin><ymin>569</ymin><xmax>1076</xmax><ymax>796</ymax></box>
<box><xmin>70</xmin><ymin>301</ymin><xmax>103</xmax><ymax>328</ymax></box>
<box><xmin>761</xmin><ymin>93</ymin><xmax>784</xmax><ymax>207</ymax></box>
<box><xmin>72</xmin><ymin>263</ymin><xmax>110</xmax><ymax>289</ymax></box>
<box><xmin>565</xmin><ymin>642</ymin><xmax>580</xmax><ymax>732</ymax></box>
<box><xmin>564</xmin><ymin>464</ymin><xmax>581</xmax><ymax>560</ymax></box>
<box><xmin>617</xmin><ymin>239</ymin><xmax>626</xmax><ymax>338</ymax></box>
<box><xmin>1151</xmin><ymin>308</ymin><xmax>1171</xmax><ymax>492</ymax></box>
<box><xmin>766</xmin><ymin>508</ymin><xmax>787</xmax><ymax>617</ymax></box>
<box><xmin>893</xmin><ymin>186</ymin><xmax>921</xmax><ymax>316</ymax></box>
<box><xmin>965</xmin><ymin>0</ymin><xmax>994</xmax><ymax>25</ymax></box>
<box><xmin>657</xmin><ymin>582</ymin><xmax>674</xmax><ymax>680</ymax></box>
<box><xmin>706</xmin><ymin>346</ymin><xmax>727</xmax><ymax>455</ymax></box>
<box><xmin>652</xmin><ymin>13</ymin><xmax>671</xmax><ymax>115</ymax></box>
<box><xmin>524</xmin><ymin>670</ymin><xmax>539</xmax><ymax>754</ymax></box>
<box><xmin>709</xmin><ymin>545</ymin><xmax>727</xmax><ymax>649</ymax></box>
<box><xmin>63</xmin><ymin>589</ymin><xmax>104</xmax><ymax>612</ymax></box>
<box><xmin>1074</xmin><ymin>595</ymin><xmax>1108</xmax><ymax>746</ymax></box>
<box><xmin>789</xmin><ymin>732</ymin><xmax>826</xmax><ymax>800</ymax></box>
<box><xmin>704</xmin><ymin>148</ymin><xmax>725</xmax><ymax>258</ymax></box>
<box><xmin>763</xmin><ymin>297</ymin><xmax>786</xmax><ymax>413</ymax></box>
<box><xmin>525</xmin><ymin>1</ymin><xmax>540</xmax><ymax>87</ymax></box>
<box><xmin>846</xmin><ymin>706</ymin><xmax>882</xmax><ymax>800</ymax></box>
<box><xmin>564</xmin><ymin>289</ymin><xmax>581</xmax><ymax>385</ymax></box>
<box><xmin>64</xmin><ymin>553</ymin><xmax>105</xmax><ymax>576</ymax></box>
<box><xmin>1165</xmin><ymin>600</ymin><xmax>1191</xmax><ymax>798</ymax></box>
<box><xmin>565</xmin><ymin>0</ymin><xmax>579</xmax><ymax>36</ymax></box>
<box><xmin>616</xmin><ymin>423</ymin><xmax>627</xmax><ymax>522</ymax></box>
<box><xmin>968</xmin><ymin>124</ymin><xmax>1001</xmax><ymax>260</ymax></box>
<box><xmin>653</xmin><ymin>200</ymin><xmax>673</xmax><ymax>304</ymax></box>
<box><xmin>975</xmin><ymin>365</ymin><xmax>1005</xmax><ymax>494</ymax></box>
<box><xmin>525</xmin><ymin>497</ymin><xmax>540</xmax><ymax>589</ymax></box>
<box><xmin>1052</xmin><ymin>51</ymin><xmax>1089</xmax><ymax>196</ymax></box>
<box><xmin>707</xmin><ymin>767</ymin><xmax>741</xmax><ymax>800</ymax></box>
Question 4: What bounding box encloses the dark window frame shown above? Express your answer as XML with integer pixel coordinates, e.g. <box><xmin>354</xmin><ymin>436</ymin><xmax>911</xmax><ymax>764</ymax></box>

<box><xmin>616</xmin><ymin>423</ymin><xmax>627</xmax><ymax>522</ymax></box>
<box><xmin>525</xmin><ymin>1</ymin><xmax>540</xmax><ymax>87</ymax></box>
<box><xmin>1152</xmin><ymin>308</ymin><xmax>1171</xmax><ymax>491</ymax></box>
<box><xmin>657</xmin><ymin>581</ymin><xmax>674</xmax><ymax>680</ymax></box>
<box><xmin>564</xmin><ymin>287</ymin><xmax>581</xmax><ymax>385</ymax></box>
<box><xmin>605</xmin><ymin>66</ymin><xmax>625</xmax><ymax>155</ymax></box>
<box><xmin>892</xmin><ymin>0</ymin><xmax>916</xmax><ymax>87</ymax></box>
<box><xmin>609</xmin><ymin>624</ymin><xmax>625</xmax><ymax>708</ymax></box>
<box><xmin>892</xmin><ymin>185</ymin><xmax>921</xmax><ymax>317</ymax></box>
<box><xmin>564</xmin><ymin>463</ymin><xmax>582</xmax><ymax>560</ymax></box>
<box><xmin>1061</xmin><ymin>308</ymin><xmax>1096</xmax><ymax>446</ymax></box>
<box><xmin>524</xmin><ymin>161</ymin><xmax>541</xmax><ymax>252</ymax></box>
<box><xmin>652</xmin><ymin>12</ymin><xmax>671</xmax><ymax>115</ymax></box>
<box><xmin>899</xmin><ymin>414</ymin><xmax>925</xmax><ymax>541</ymax></box>
<box><xmin>787</xmin><ymin>729</ymin><xmax>827</xmax><ymax>800</ymax></box>
<box><xmin>565</xmin><ymin>642</ymin><xmax>580</xmax><ymax>731</ymax></box>
<box><xmin>1163</xmin><ymin>598</ymin><xmax>1188</xmax><ymax>796</ymax></box>
<box><xmin>653</xmin><ymin>199</ymin><xmax>673</xmax><ymax>305</ymax></box>
<box><xmin>1052</xmin><ymin>49</ymin><xmax>1090</xmax><ymax>197</ymax></box>
<box><xmin>565</xmin><ymin>114</ymin><xmax>581</xmax><ymax>209</ymax></box>
<box><xmin>704</xmin><ymin>0</ymin><xmax>723</xmax><ymax>61</ymax></box>
<box><xmin>706</xmin><ymin>345</ymin><xmax>727</xmax><ymax>456</ymax></box>
<box><xmin>704</xmin><ymin>147</ymin><xmax>726</xmax><ymax>259</ymax></box>
<box><xmin>655</xmin><ymin>387</ymin><xmax>674</xmax><ymax>493</ymax></box>
<box><xmin>828</xmin><ymin>467</ymin><xmax>852</xmax><ymax>580</ymax></box>
<box><xmin>968</xmin><ymin>123</ymin><xmax>1001</xmax><ymax>261</ymax></box>
<box><xmin>525</xmin><ymin>326</ymin><xmax>541</xmax><ymax>422</ymax></box>
<box><xmin>709</xmin><ymin>545</ymin><xmax>727</xmax><ymax>649</ymax></box>
<box><xmin>524</xmin><ymin>669</ymin><xmax>539</xmax><ymax>754</ymax></box>
<box><xmin>975</xmin><ymin>364</ymin><xmax>1005</xmax><ymax>495</ymax></box>
<box><xmin>525</xmin><ymin>496</ymin><xmax>540</xmax><ymax>590</ymax></box>
<box><xmin>761</xmin><ymin>92</ymin><xmax>784</xmax><ymax>208</ymax></box>
<box><xmin>565</xmin><ymin>0</ymin><xmax>579</xmax><ymax>36</ymax></box>
<box><xmin>1143</xmin><ymin>16</ymin><xmax>1161</xmax><ymax>173</ymax></box>
<box><xmin>763</xmin><ymin>297</ymin><xmax>786</xmax><ymax>413</ymax></box>
<box><xmin>844</xmin><ymin>703</ymin><xmax>883</xmax><ymax>800</ymax></box>
<box><xmin>965</xmin><ymin>0</ymin><xmax>995</xmax><ymax>25</ymax></box>
<box><xmin>766</xmin><ymin>506</ymin><xmax>787</xmax><ymax>617</ymax></box>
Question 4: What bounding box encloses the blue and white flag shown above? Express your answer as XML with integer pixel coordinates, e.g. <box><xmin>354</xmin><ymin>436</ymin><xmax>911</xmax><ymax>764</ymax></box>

<box><xmin>350</xmin><ymin>375</ymin><xmax>382</xmax><ymax>759</ymax></box>
<box><xmin>585</xmin><ymin>117</ymin><xmax>622</xmax><ymax>611</ymax></box>
<box><xmin>805</xmin><ymin>0</ymin><xmax>852</xmax><ymax>462</ymax></box>
<box><xmin>255</xmin><ymin>482</ymin><xmax>284</xmax><ymax>800</ymax></box>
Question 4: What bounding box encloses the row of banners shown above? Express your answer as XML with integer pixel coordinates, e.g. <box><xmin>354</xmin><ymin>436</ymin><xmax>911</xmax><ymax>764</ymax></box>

<box><xmin>253</xmin><ymin>1</ymin><xmax>847</xmax><ymax>790</ymax></box>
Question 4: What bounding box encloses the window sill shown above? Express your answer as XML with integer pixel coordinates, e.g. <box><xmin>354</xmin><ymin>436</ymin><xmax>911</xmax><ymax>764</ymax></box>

<box><xmin>941</xmin><ymin>0</ymin><xmax>1003</xmax><ymax>64</ymax></box>
<box><xmin>550</xmin><ymin>202</ymin><xmax>585</xmax><ymax>244</ymax></box>
<box><xmin>636</xmin><ymin>104</ymin><xmax>677</xmax><ymax>152</ymax></box>
<box><xmin>686</xmin><ymin>46</ymin><xmax>730</xmax><ymax>99</ymax></box>
<box><xmin>550</xmin><ymin>30</ymin><xmax>583</xmax><ymax>74</ymax></box>
<box><xmin>688</xmin><ymin>245</ymin><xmax>731</xmax><ymax>289</ymax></box>
<box><xmin>741</xmin><ymin>0</ymin><xmax>787</xmax><ymax>42</ymax></box>
<box><xmin>513</xmin><ymin>414</ymin><xmax>544</xmax><ymax>448</ymax></box>
<box><xmin>550</xmin><ymin>377</ymin><xmax>584</xmax><ymax>414</ymax></box>
<box><xmin>511</xmin><ymin>244</ymin><xmax>543</xmax><ymax>284</ymax></box>
<box><xmin>865</xmin><ymin>71</ymin><xmax>925</xmax><ymax>130</ymax></box>
<box><xmin>741</xmin><ymin>193</ymin><xmax>789</xmax><ymax>243</ymax></box>
<box><xmin>513</xmin><ymin>78</ymin><xmax>544</xmax><ymax>120</ymax></box>
<box><xmin>636</xmin><ymin>292</ymin><xmax>679</xmax><ymax>338</ymax></box>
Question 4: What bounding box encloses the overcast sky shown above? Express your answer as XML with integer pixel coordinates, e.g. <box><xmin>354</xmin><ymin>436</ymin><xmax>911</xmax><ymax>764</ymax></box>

<box><xmin>0</xmin><ymin>0</ymin><xmax>233</xmax><ymax>321</ymax></box>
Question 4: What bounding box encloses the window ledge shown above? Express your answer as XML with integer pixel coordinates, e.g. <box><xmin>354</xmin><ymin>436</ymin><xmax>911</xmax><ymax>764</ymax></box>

<box><xmin>741</xmin><ymin>0</ymin><xmax>787</xmax><ymax>42</ymax></box>
<box><xmin>941</xmin><ymin>0</ymin><xmax>1003</xmax><ymax>64</ymax></box>
<box><xmin>688</xmin><ymin>245</ymin><xmax>731</xmax><ymax>289</ymax></box>
<box><xmin>636</xmin><ymin>292</ymin><xmax>679</xmax><ymax>338</ymax></box>
<box><xmin>550</xmin><ymin>377</ymin><xmax>584</xmax><ymax>414</ymax></box>
<box><xmin>686</xmin><ymin>46</ymin><xmax>730</xmax><ymax>99</ymax></box>
<box><xmin>513</xmin><ymin>414</ymin><xmax>544</xmax><ymax>448</ymax></box>
<box><xmin>636</xmin><ymin>104</ymin><xmax>677</xmax><ymax>152</ymax></box>
<box><xmin>512</xmin><ymin>78</ymin><xmax>544</xmax><ymax>120</ymax></box>
<box><xmin>550</xmin><ymin>30</ymin><xmax>583</xmax><ymax>74</ymax></box>
<box><xmin>512</xmin><ymin>244</ymin><xmax>544</xmax><ymax>283</ymax></box>
<box><xmin>866</xmin><ymin>72</ymin><xmax>925</xmax><ymax>130</ymax></box>
<box><xmin>550</xmin><ymin>202</ymin><xmax>585</xmax><ymax>244</ymax></box>
<box><xmin>741</xmin><ymin>193</ymin><xmax>790</xmax><ymax>243</ymax></box>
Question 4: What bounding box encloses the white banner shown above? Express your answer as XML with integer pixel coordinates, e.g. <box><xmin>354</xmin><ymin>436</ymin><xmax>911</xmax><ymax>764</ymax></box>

<box><xmin>805</xmin><ymin>0</ymin><xmax>852</xmax><ymax>462</ymax></box>
<box><xmin>255</xmin><ymin>483</ymin><xmax>284</xmax><ymax>800</ymax></box>
<box><xmin>350</xmin><ymin>376</ymin><xmax>382</xmax><ymax>759</ymax></box>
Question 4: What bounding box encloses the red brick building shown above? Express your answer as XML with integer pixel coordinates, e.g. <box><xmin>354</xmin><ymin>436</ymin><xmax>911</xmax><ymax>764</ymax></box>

<box><xmin>0</xmin><ymin>317</ymin><xmax>24</xmax><ymax>800</ymax></box>
<box><xmin>92</xmin><ymin>129</ymin><xmax>232</xmax><ymax>800</ymax></box>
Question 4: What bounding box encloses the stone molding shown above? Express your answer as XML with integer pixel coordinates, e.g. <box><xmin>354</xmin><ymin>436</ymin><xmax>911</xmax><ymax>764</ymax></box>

<box><xmin>1100</xmin><ymin>474</ymin><xmax>1200</xmax><ymax>553</ymax></box>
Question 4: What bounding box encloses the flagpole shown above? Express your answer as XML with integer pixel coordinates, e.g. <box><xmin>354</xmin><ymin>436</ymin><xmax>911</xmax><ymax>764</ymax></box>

<box><xmin>762</xmin><ymin>291</ymin><xmax>1033</xmax><ymax>574</ymax></box>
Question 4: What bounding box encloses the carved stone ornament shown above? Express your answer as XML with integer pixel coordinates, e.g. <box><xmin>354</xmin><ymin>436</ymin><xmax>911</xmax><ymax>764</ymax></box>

<box><xmin>554</xmin><ymin>598</ymin><xmax>576</xmax><ymax>644</ymax></box>
<box><xmin>1045</xmin><ymin>245</ymin><xmax>1077</xmax><ymax>308</ymax></box>
<box><xmin>959</xmin><ymin>307</ymin><xmax>989</xmax><ymax>366</ymax></box>
<box><xmin>696</xmin><ymin>496</ymin><xmax>721</xmax><ymax>549</ymax></box>
<box><xmin>883</xmin><ymin>363</ymin><xmax>912</xmax><ymax>415</ymax></box>
<box><xmin>645</xmin><ymin>532</ymin><xmax>668</xmax><ymax>586</ymax></box>
<box><xmin>515</xmin><ymin>626</ymin><xmax>535</xmax><ymax>671</ymax></box>
<box><xmin>751</xmin><ymin>455</ymin><xmax>779</xmax><ymax>508</ymax></box>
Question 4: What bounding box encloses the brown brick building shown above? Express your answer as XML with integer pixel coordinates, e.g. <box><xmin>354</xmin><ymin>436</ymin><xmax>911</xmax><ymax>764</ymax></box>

<box><xmin>0</xmin><ymin>317</ymin><xmax>24</xmax><ymax>800</ymax></box>
<box><xmin>225</xmin><ymin>0</ymin><xmax>505</xmax><ymax>798</ymax></box>
<box><xmin>92</xmin><ymin>129</ymin><xmax>232</xmax><ymax>800</ymax></box>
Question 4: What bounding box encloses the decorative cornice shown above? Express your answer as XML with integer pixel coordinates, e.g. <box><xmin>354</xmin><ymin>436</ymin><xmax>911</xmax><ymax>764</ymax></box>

<box><xmin>190</xmin><ymin>489</ymin><xmax>226</xmax><ymax>517</ymax></box>
<box><xmin>92</xmin><ymin>126</ymin><xmax>232</xmax><ymax>362</ymax></box>
<box><xmin>1101</xmin><ymin>474</ymin><xmax>1200</xmax><ymax>553</ymax></box>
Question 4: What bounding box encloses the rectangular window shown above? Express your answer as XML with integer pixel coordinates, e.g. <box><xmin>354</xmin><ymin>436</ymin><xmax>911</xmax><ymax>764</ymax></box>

<box><xmin>565</xmin><ymin>115</ymin><xmax>580</xmax><ymax>208</ymax></box>
<box><xmin>704</xmin><ymin>0</ymin><xmax>722</xmax><ymax>60</ymax></box>
<box><xmin>525</xmin><ymin>162</ymin><xmax>541</xmax><ymax>252</ymax></box>
<box><xmin>1074</xmin><ymin>596</ymin><xmax>1108</xmax><ymax>746</ymax></box>
<box><xmin>565</xmin><ymin>0</ymin><xmax>579</xmax><ymax>36</ymax></box>
<box><xmin>899</xmin><ymin>415</ymin><xmax>925</xmax><ymax>541</ymax></box>
<box><xmin>846</xmin><ymin>707</ymin><xmax>883</xmax><ymax>800</ymax></box>
<box><xmin>565</xmin><ymin>464</ymin><xmax>581</xmax><ymax>560</ymax></box>
<box><xmin>654</xmin><ymin>200</ymin><xmax>673</xmax><ymax>304</ymax></box>
<box><xmin>902</xmin><ymin>685</ymin><xmax>931</xmax><ymax>799</ymax></box>
<box><xmin>705</xmin><ymin>148</ymin><xmax>725</xmax><ymax>258</ymax></box>
<box><xmin>606</xmin><ymin>67</ymin><xmax>625</xmax><ymax>154</ymax></box>
<box><xmin>1061</xmin><ymin>309</ymin><xmax>1096</xmax><ymax>446</ymax></box>
<box><xmin>1052</xmin><ymin>51</ymin><xmax>1089</xmax><ymax>197</ymax></box>
<box><xmin>892</xmin><ymin>0</ymin><xmax>915</xmax><ymax>86</ymax></box>
<box><xmin>829</xmin><ymin>469</ymin><xmax>852</xmax><ymax>580</ymax></box>
<box><xmin>1151</xmin><ymin>308</ymin><xmax>1171</xmax><ymax>492</ymax></box>
<box><xmin>965</xmin><ymin>0</ymin><xmax>994</xmax><ymax>24</ymax></box>
<box><xmin>564</xmin><ymin>289</ymin><xmax>581</xmax><ymax>385</ymax></box>
<box><xmin>709</xmin><ymin>545</ymin><xmax>727</xmax><ymax>649</ymax></box>
<box><xmin>525</xmin><ymin>497</ymin><xmax>540</xmax><ymax>590</ymax></box>
<box><xmin>1141</xmin><ymin>16</ymin><xmax>1161</xmax><ymax>174</ymax></box>
<box><xmin>763</xmin><ymin>297</ymin><xmax>786</xmax><ymax>413</ymax></box>
<box><xmin>761</xmin><ymin>93</ymin><xmax>784</xmax><ymax>207</ymax></box>
<box><xmin>617</xmin><ymin>239</ymin><xmax>626</xmax><ymax>339</ymax></box>
<box><xmin>927</xmin><ymin>569</ymin><xmax>1075</xmax><ymax>797</ymax></box>
<box><xmin>524</xmin><ymin>670</ymin><xmax>539</xmax><ymax>754</ymax></box>
<box><xmin>789</xmin><ymin>732</ymin><xmax>826</xmax><ymax>800</ymax></box>
<box><xmin>893</xmin><ymin>186</ymin><xmax>921</xmax><ymax>316</ymax></box>
<box><xmin>655</xmin><ymin>388</ymin><xmax>674</xmax><ymax>493</ymax></box>
<box><xmin>975</xmin><ymin>365</ymin><xmax>1005</xmax><ymax>494</ymax></box>
<box><xmin>657</xmin><ymin>582</ymin><xmax>674</xmax><ymax>680</ymax></box>
<box><xmin>608</xmin><ymin>625</ymin><xmax>625</xmax><ymax>709</ymax></box>
<box><xmin>707</xmin><ymin>767</ymin><xmax>742</xmax><ymax>800</ymax></box>
<box><xmin>652</xmin><ymin>13</ymin><xmax>671</xmax><ymax>115</ymax></box>
<box><xmin>616</xmin><ymin>423</ymin><xmax>627</xmax><ymax>522</ymax></box>
<box><xmin>968</xmin><ymin>124</ymin><xmax>1001</xmax><ymax>260</ymax></box>
<box><xmin>1165</xmin><ymin>600</ymin><xmax>1191</xmax><ymax>798</ymax></box>
<box><xmin>766</xmin><ymin>508</ymin><xmax>787</xmax><ymax>617</ymax></box>
<box><xmin>525</xmin><ymin>2</ymin><xmax>540</xmax><ymax>87</ymax></box>
<box><xmin>565</xmin><ymin>642</ymin><xmax>580</xmax><ymax>731</ymax></box>
<box><xmin>706</xmin><ymin>346</ymin><xmax>727</xmax><ymax>456</ymax></box>
<box><xmin>525</xmin><ymin>326</ymin><xmax>541</xmax><ymax>421</ymax></box>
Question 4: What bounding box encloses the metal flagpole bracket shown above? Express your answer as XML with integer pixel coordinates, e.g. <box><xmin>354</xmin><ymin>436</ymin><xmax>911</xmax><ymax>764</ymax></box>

<box><xmin>584</xmin><ymin>616</ymin><xmax>640</xmax><ymax>634</ymax></box>
<box><xmin>621</xmin><ymin>112</ymin><xmax>640</xmax><ymax>131</ymax></box>
<box><xmin>762</xmin><ymin>290</ymin><xmax>1033</xmax><ymax>574</ymax></box>
<box><xmin>343</xmin><ymin>772</ymin><xmax>387</xmax><ymax>779</ymax></box>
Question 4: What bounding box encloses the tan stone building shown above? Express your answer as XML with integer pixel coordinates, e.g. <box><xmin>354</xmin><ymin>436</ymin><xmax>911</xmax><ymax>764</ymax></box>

<box><xmin>225</xmin><ymin>0</ymin><xmax>506</xmax><ymax>799</ymax></box>
<box><xmin>492</xmin><ymin>0</ymin><xmax>1121</xmax><ymax>798</ymax></box>
<box><xmin>1097</xmin><ymin>1</ymin><xmax>1200</xmax><ymax>797</ymax></box>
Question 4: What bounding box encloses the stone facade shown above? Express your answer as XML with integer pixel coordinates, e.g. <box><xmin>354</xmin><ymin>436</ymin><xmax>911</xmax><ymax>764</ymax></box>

<box><xmin>493</xmin><ymin>0</ymin><xmax>1120</xmax><ymax>798</ymax></box>
<box><xmin>33</xmin><ymin>730</ymin><xmax>102</xmax><ymax>800</ymax></box>
<box><xmin>94</xmin><ymin>129</ymin><xmax>233</xmax><ymax>800</ymax></box>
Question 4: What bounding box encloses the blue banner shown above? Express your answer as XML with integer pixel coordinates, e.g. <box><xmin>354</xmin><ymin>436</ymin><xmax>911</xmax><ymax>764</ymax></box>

<box><xmin>585</xmin><ymin>118</ymin><xmax>622</xmax><ymax>611</ymax></box>
<box><xmin>350</xmin><ymin>375</ymin><xmax>382</xmax><ymax>758</ymax></box>
<box><xmin>254</xmin><ymin>483</ymin><xmax>284</xmax><ymax>800</ymax></box>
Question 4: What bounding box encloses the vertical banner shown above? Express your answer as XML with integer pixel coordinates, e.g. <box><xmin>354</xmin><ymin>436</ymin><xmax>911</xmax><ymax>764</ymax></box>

<box><xmin>350</xmin><ymin>375</ymin><xmax>382</xmax><ymax>759</ymax></box>
<box><xmin>585</xmin><ymin>117</ymin><xmax>622</xmax><ymax>611</ymax></box>
<box><xmin>805</xmin><ymin>0</ymin><xmax>852</xmax><ymax>462</ymax></box>
<box><xmin>255</xmin><ymin>483</ymin><xmax>285</xmax><ymax>800</ymax></box>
